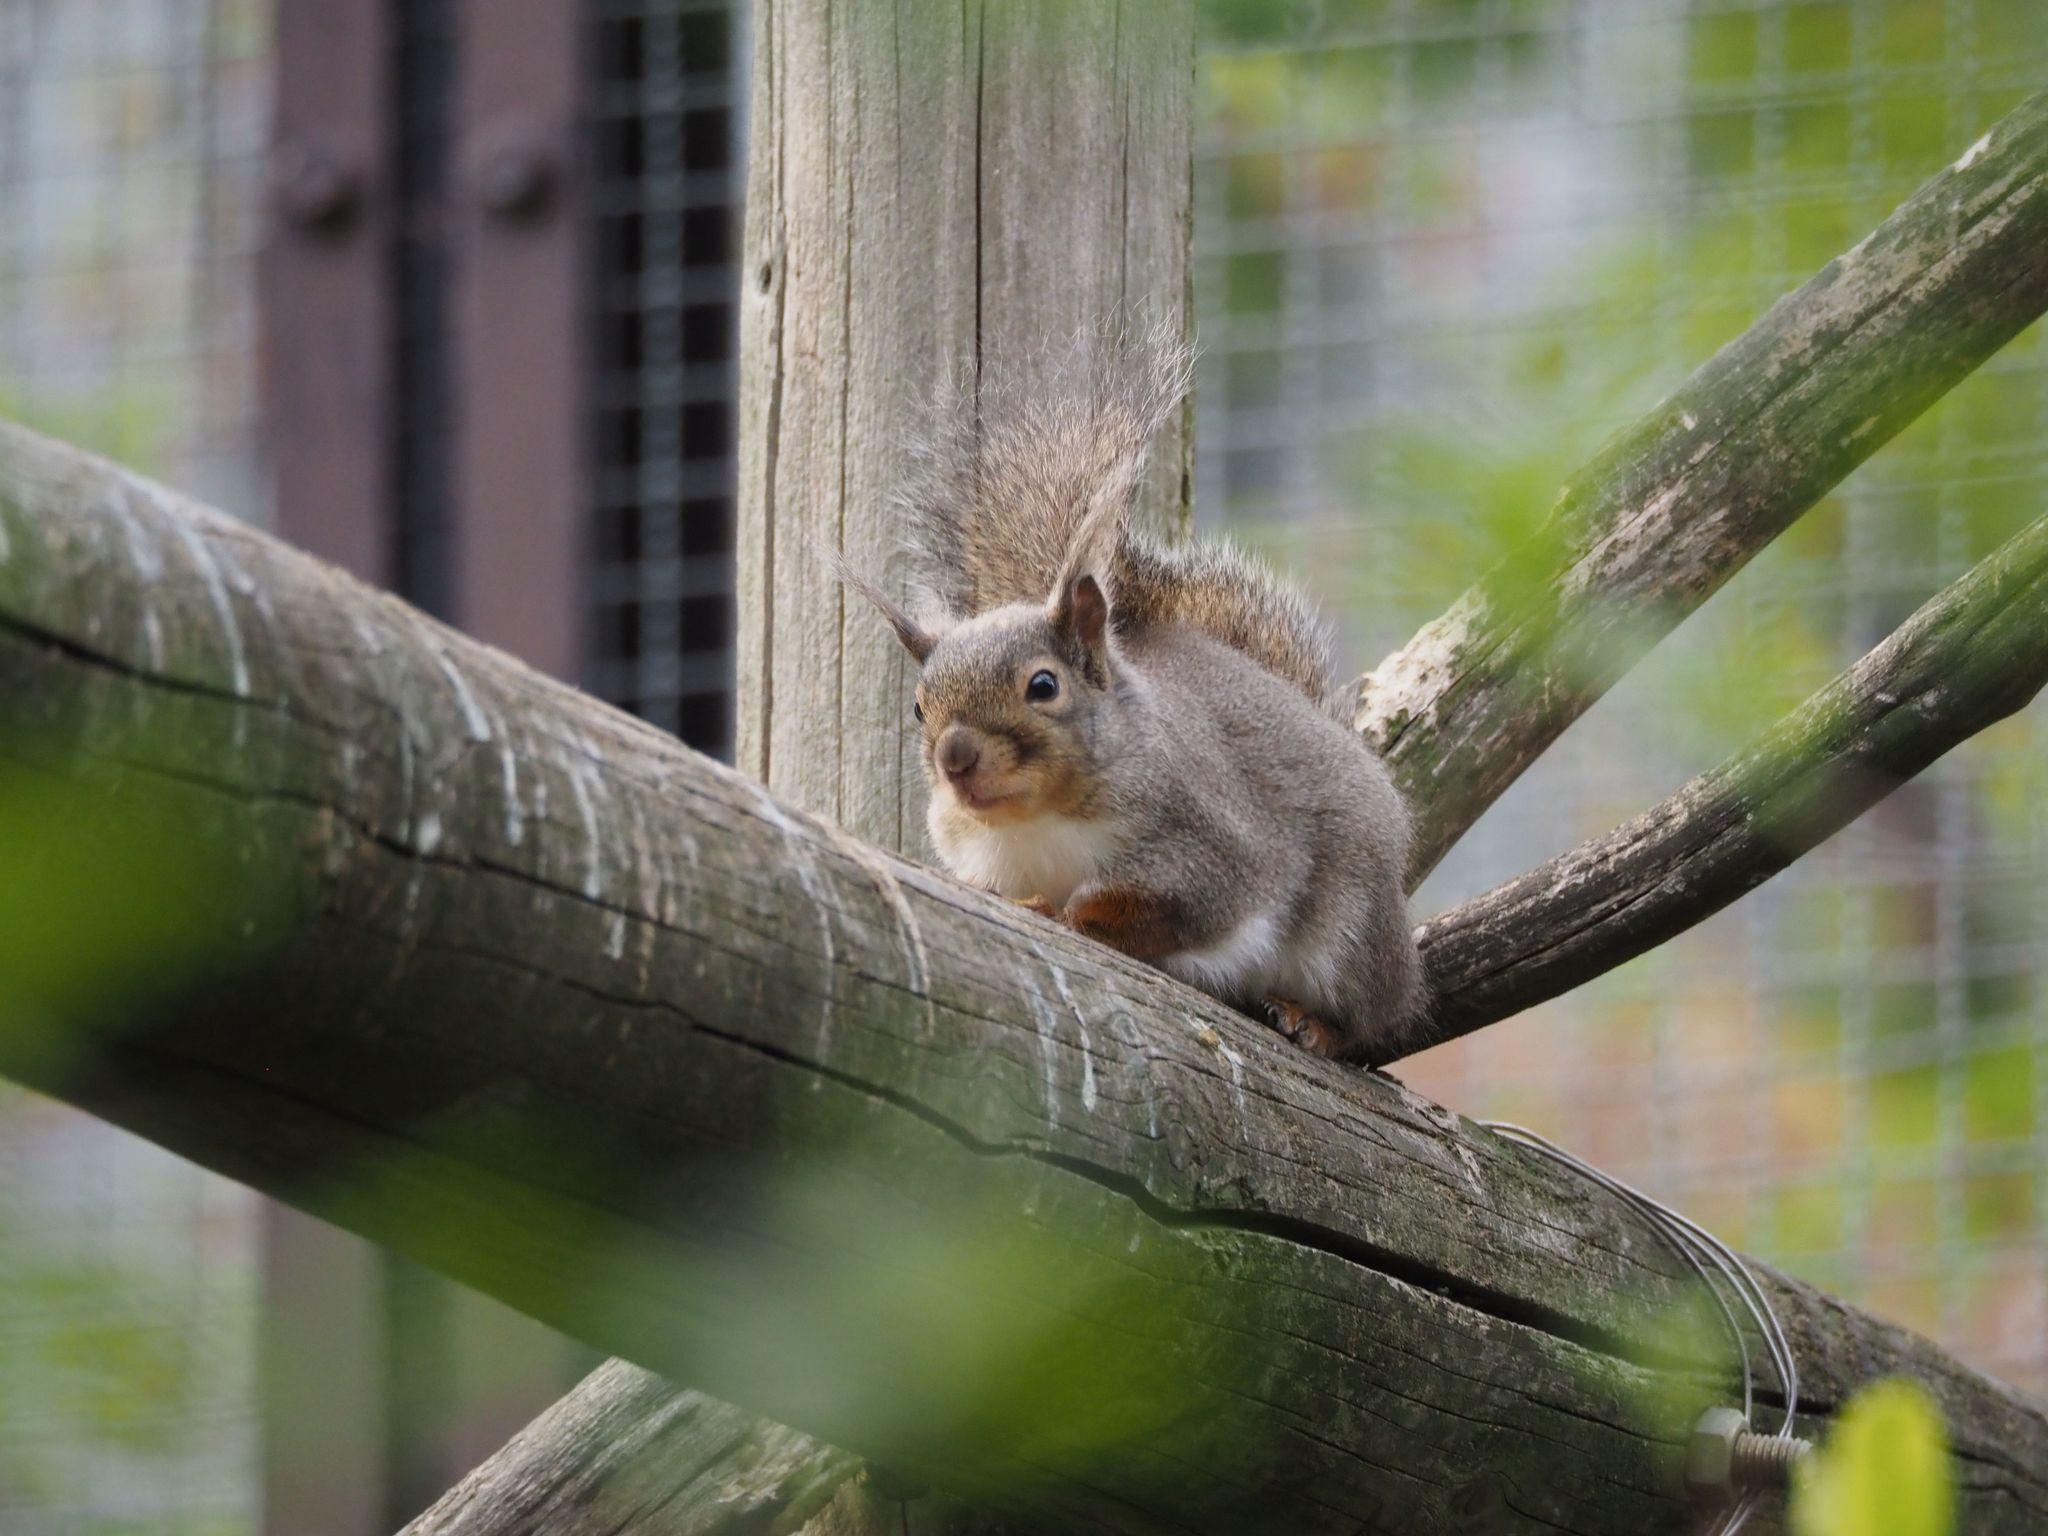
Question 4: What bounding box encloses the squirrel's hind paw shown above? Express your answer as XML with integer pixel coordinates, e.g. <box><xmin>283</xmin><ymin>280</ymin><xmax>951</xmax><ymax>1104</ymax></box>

<box><xmin>1261</xmin><ymin>997</ymin><xmax>1347</xmax><ymax>1060</ymax></box>
<box><xmin>1012</xmin><ymin>894</ymin><xmax>1058</xmax><ymax>919</ymax></box>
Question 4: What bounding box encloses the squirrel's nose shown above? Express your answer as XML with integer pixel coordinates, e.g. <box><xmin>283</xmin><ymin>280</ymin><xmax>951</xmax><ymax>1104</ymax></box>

<box><xmin>936</xmin><ymin>727</ymin><xmax>981</xmax><ymax>779</ymax></box>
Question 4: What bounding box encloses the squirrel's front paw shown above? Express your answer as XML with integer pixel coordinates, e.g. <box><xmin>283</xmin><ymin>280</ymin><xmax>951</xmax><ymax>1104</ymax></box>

<box><xmin>1262</xmin><ymin>998</ymin><xmax>1347</xmax><ymax>1060</ymax></box>
<box><xmin>1012</xmin><ymin>894</ymin><xmax>1058</xmax><ymax>919</ymax></box>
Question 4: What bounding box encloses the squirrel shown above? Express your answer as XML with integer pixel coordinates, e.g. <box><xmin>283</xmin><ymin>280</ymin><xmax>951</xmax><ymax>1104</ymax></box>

<box><xmin>840</xmin><ymin>330</ymin><xmax>1422</xmax><ymax>1061</ymax></box>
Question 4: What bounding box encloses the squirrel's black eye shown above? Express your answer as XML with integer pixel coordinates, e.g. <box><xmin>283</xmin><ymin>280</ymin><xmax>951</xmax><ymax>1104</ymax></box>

<box><xmin>1026</xmin><ymin>670</ymin><xmax>1059</xmax><ymax>702</ymax></box>
<box><xmin>913</xmin><ymin>699</ymin><xmax>925</xmax><ymax>723</ymax></box>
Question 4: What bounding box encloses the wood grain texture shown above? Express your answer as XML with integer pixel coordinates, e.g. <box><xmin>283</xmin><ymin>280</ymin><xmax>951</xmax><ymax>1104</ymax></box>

<box><xmin>1352</xmin><ymin>89</ymin><xmax>2048</xmax><ymax>886</ymax></box>
<box><xmin>3</xmin><ymin>424</ymin><xmax>2044</xmax><ymax>1536</ymax></box>
<box><xmin>399</xmin><ymin>1360</ymin><xmax>854</xmax><ymax>1536</ymax></box>
<box><xmin>400</xmin><ymin>1360</ymin><xmax>999</xmax><ymax>1536</ymax></box>
<box><xmin>736</xmin><ymin>0</ymin><xmax>1193</xmax><ymax>852</ymax></box>
<box><xmin>1390</xmin><ymin>510</ymin><xmax>2048</xmax><ymax>1059</ymax></box>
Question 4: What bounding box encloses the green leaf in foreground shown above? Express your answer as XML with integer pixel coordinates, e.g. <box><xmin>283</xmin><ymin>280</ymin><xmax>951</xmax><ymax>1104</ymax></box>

<box><xmin>1793</xmin><ymin>1378</ymin><xmax>1953</xmax><ymax>1536</ymax></box>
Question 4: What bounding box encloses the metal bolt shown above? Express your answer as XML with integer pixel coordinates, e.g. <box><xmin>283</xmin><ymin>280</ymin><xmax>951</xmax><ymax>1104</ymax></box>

<box><xmin>1686</xmin><ymin>1406</ymin><xmax>1813</xmax><ymax>1505</ymax></box>
<box><xmin>475</xmin><ymin>134</ymin><xmax>558</xmax><ymax>221</ymax></box>
<box><xmin>273</xmin><ymin>143</ymin><xmax>362</xmax><ymax>233</ymax></box>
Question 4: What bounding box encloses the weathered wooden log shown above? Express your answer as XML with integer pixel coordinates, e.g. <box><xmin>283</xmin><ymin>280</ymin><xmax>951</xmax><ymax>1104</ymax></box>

<box><xmin>1354</xmin><ymin>89</ymin><xmax>2048</xmax><ymax>886</ymax></box>
<box><xmin>5</xmin><ymin>428</ymin><xmax>2046</xmax><ymax>1535</ymax></box>
<box><xmin>1395</xmin><ymin>509</ymin><xmax>2048</xmax><ymax>1058</ymax></box>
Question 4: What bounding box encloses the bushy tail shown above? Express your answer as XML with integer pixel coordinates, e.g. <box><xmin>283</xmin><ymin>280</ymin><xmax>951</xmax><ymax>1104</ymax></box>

<box><xmin>895</xmin><ymin>325</ymin><xmax>1336</xmax><ymax>705</ymax></box>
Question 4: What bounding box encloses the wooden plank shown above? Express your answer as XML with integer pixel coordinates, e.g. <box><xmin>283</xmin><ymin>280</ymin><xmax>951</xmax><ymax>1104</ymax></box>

<box><xmin>4</xmin><ymin>422</ymin><xmax>2044</xmax><ymax>1536</ymax></box>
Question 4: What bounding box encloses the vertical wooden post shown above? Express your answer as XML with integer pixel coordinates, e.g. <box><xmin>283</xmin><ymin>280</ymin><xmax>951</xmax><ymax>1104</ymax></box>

<box><xmin>736</xmin><ymin>0</ymin><xmax>1195</xmax><ymax>847</ymax></box>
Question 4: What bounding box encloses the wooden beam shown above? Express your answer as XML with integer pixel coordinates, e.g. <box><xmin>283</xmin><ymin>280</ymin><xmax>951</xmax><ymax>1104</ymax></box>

<box><xmin>3</xmin><ymin>423</ymin><xmax>2043</xmax><ymax>1535</ymax></box>
<box><xmin>1354</xmin><ymin>89</ymin><xmax>2048</xmax><ymax>886</ymax></box>
<box><xmin>260</xmin><ymin>6</ymin><xmax>399</xmax><ymax>1526</ymax></box>
<box><xmin>264</xmin><ymin>0</ymin><xmax>394</xmax><ymax>583</ymax></box>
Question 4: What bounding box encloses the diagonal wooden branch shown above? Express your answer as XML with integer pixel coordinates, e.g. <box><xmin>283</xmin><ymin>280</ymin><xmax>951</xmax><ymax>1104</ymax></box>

<box><xmin>1354</xmin><ymin>89</ymin><xmax>2048</xmax><ymax>886</ymax></box>
<box><xmin>400</xmin><ymin>1359</ymin><xmax>987</xmax><ymax>1536</ymax></box>
<box><xmin>399</xmin><ymin>1361</ymin><xmax>857</xmax><ymax>1536</ymax></box>
<box><xmin>5</xmin><ymin>431</ymin><xmax>2047</xmax><ymax>1534</ymax></box>
<box><xmin>1378</xmin><ymin>509</ymin><xmax>2048</xmax><ymax>1060</ymax></box>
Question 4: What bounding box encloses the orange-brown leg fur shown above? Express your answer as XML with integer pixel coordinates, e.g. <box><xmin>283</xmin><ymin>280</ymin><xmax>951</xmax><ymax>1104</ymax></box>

<box><xmin>1262</xmin><ymin>997</ymin><xmax>1346</xmax><ymax>1059</ymax></box>
<box><xmin>1061</xmin><ymin>887</ymin><xmax>1186</xmax><ymax>963</ymax></box>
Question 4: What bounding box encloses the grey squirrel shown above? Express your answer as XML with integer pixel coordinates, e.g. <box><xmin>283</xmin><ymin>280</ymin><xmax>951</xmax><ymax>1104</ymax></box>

<box><xmin>841</xmin><ymin>332</ymin><xmax>1422</xmax><ymax>1060</ymax></box>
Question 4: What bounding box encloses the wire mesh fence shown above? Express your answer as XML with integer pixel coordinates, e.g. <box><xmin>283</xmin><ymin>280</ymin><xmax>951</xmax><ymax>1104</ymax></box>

<box><xmin>585</xmin><ymin>0</ymin><xmax>743</xmax><ymax>757</ymax></box>
<box><xmin>0</xmin><ymin>3</ymin><xmax>271</xmax><ymax>1531</ymax></box>
<box><xmin>0</xmin><ymin>1</ymin><xmax>2043</xmax><ymax>1530</ymax></box>
<box><xmin>1193</xmin><ymin>0</ymin><xmax>2048</xmax><ymax>1395</ymax></box>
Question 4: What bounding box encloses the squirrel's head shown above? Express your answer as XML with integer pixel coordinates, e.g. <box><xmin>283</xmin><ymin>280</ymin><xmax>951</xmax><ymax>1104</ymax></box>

<box><xmin>842</xmin><ymin>519</ymin><xmax>1119</xmax><ymax>828</ymax></box>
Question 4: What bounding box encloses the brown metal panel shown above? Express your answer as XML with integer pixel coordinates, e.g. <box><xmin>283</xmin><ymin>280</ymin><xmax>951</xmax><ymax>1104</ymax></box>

<box><xmin>261</xmin><ymin>5</ymin><xmax>394</xmax><ymax>1533</ymax></box>
<box><xmin>450</xmin><ymin>0</ymin><xmax>586</xmax><ymax>680</ymax></box>
<box><xmin>403</xmin><ymin>0</ymin><xmax>596</xmax><ymax>1503</ymax></box>
<box><xmin>259</xmin><ymin>1204</ymin><xmax>389</xmax><ymax>1536</ymax></box>
<box><xmin>263</xmin><ymin>0</ymin><xmax>392</xmax><ymax>581</ymax></box>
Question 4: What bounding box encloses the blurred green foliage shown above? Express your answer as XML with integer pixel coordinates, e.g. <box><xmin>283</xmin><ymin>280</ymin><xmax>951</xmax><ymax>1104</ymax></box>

<box><xmin>1792</xmin><ymin>1378</ymin><xmax>1954</xmax><ymax>1536</ymax></box>
<box><xmin>0</xmin><ymin>754</ymin><xmax>291</xmax><ymax>1526</ymax></box>
<box><xmin>0</xmin><ymin>380</ymin><xmax>178</xmax><ymax>476</ymax></box>
<box><xmin>0</xmin><ymin>763</ymin><xmax>264</xmax><ymax>1074</ymax></box>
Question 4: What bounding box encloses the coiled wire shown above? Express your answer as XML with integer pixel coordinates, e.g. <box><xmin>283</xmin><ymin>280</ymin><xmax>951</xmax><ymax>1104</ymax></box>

<box><xmin>1481</xmin><ymin>1122</ymin><xmax>1801</xmax><ymax>1536</ymax></box>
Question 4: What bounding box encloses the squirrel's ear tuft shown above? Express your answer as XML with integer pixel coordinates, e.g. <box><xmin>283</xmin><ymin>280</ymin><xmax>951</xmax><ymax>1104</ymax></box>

<box><xmin>1045</xmin><ymin>499</ymin><xmax>1118</xmax><ymax>681</ymax></box>
<box><xmin>833</xmin><ymin>556</ymin><xmax>940</xmax><ymax>664</ymax></box>
<box><xmin>1048</xmin><ymin>566</ymin><xmax>1112</xmax><ymax>683</ymax></box>
<box><xmin>1066</xmin><ymin>572</ymin><xmax>1109</xmax><ymax>654</ymax></box>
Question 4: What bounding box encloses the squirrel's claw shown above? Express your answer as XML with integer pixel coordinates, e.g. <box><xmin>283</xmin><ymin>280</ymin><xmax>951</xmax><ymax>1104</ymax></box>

<box><xmin>1013</xmin><ymin>894</ymin><xmax>1059</xmax><ymax>919</ymax></box>
<box><xmin>1262</xmin><ymin>997</ymin><xmax>1346</xmax><ymax>1060</ymax></box>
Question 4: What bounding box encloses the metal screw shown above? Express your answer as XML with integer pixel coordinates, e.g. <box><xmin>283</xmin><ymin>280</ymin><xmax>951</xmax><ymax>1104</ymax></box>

<box><xmin>273</xmin><ymin>143</ymin><xmax>362</xmax><ymax>233</ymax></box>
<box><xmin>474</xmin><ymin>132</ymin><xmax>558</xmax><ymax>222</ymax></box>
<box><xmin>1686</xmin><ymin>1406</ymin><xmax>1813</xmax><ymax>1505</ymax></box>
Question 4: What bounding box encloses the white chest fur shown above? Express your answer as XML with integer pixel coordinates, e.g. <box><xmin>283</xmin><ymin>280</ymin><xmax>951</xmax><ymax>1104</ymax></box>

<box><xmin>930</xmin><ymin>806</ymin><xmax>1122</xmax><ymax>908</ymax></box>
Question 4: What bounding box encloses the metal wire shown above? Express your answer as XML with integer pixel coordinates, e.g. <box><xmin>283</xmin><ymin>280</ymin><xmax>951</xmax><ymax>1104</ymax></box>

<box><xmin>1483</xmin><ymin>1121</ymin><xmax>1799</xmax><ymax>1534</ymax></box>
